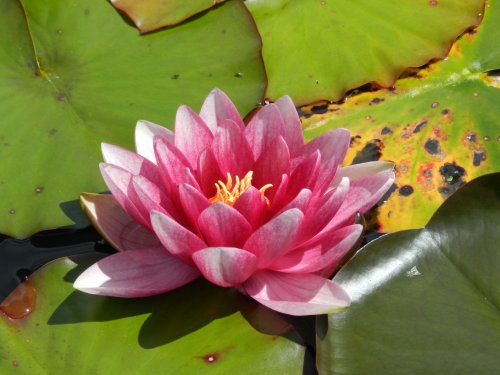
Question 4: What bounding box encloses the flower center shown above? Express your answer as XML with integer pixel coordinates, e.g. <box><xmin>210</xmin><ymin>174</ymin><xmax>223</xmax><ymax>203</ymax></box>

<box><xmin>209</xmin><ymin>171</ymin><xmax>272</xmax><ymax>206</ymax></box>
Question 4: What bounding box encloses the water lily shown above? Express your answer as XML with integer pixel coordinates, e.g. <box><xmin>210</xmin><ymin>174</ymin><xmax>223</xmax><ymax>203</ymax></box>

<box><xmin>74</xmin><ymin>88</ymin><xmax>395</xmax><ymax>316</ymax></box>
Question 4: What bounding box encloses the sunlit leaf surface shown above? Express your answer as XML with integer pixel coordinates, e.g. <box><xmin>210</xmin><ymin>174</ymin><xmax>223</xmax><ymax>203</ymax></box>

<box><xmin>0</xmin><ymin>0</ymin><xmax>265</xmax><ymax>238</ymax></box>
<box><xmin>246</xmin><ymin>0</ymin><xmax>485</xmax><ymax>104</ymax></box>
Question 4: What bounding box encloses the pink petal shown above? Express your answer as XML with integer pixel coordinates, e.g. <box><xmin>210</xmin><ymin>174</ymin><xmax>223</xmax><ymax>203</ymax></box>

<box><xmin>80</xmin><ymin>193</ymin><xmax>161</xmax><ymax>251</ymax></box>
<box><xmin>100</xmin><ymin>163</ymin><xmax>151</xmax><ymax>229</ymax></box>
<box><xmin>199</xmin><ymin>88</ymin><xmax>245</xmax><ymax>133</ymax></box>
<box><xmin>286</xmin><ymin>151</ymin><xmax>321</xmax><ymax>199</ymax></box>
<box><xmin>192</xmin><ymin>247</ymin><xmax>257</xmax><ymax>287</ymax></box>
<box><xmin>197</xmin><ymin>148</ymin><xmax>224</xmax><ymax>198</ymax></box>
<box><xmin>233</xmin><ymin>186</ymin><xmax>268</xmax><ymax>229</ymax></box>
<box><xmin>73</xmin><ymin>248</ymin><xmax>200</xmax><ymax>297</ymax></box>
<box><xmin>252</xmin><ymin>136</ymin><xmax>290</xmax><ymax>195</ymax></box>
<box><xmin>211</xmin><ymin>119</ymin><xmax>254</xmax><ymax>177</ymax></box>
<box><xmin>275</xmin><ymin>188</ymin><xmax>312</xmax><ymax>216</ymax></box>
<box><xmin>178</xmin><ymin>183</ymin><xmax>211</xmax><ymax>229</ymax></box>
<box><xmin>154</xmin><ymin>136</ymin><xmax>200</xmax><ymax>196</ymax></box>
<box><xmin>303</xmin><ymin>128</ymin><xmax>350</xmax><ymax>166</ymax></box>
<box><xmin>102</xmin><ymin>143</ymin><xmax>161</xmax><ymax>187</ymax></box>
<box><xmin>198</xmin><ymin>203</ymin><xmax>253</xmax><ymax>247</ymax></box>
<box><xmin>132</xmin><ymin>174</ymin><xmax>180</xmax><ymax>220</ymax></box>
<box><xmin>300</xmin><ymin>177</ymin><xmax>349</xmax><ymax>240</ymax></box>
<box><xmin>135</xmin><ymin>120</ymin><xmax>173</xmax><ymax>163</ymax></box>
<box><xmin>271</xmin><ymin>224</ymin><xmax>363</xmax><ymax>274</ymax></box>
<box><xmin>244</xmin><ymin>208</ymin><xmax>304</xmax><ymax>268</ymax></box>
<box><xmin>268</xmin><ymin>174</ymin><xmax>289</xmax><ymax>215</ymax></box>
<box><xmin>150</xmin><ymin>210</ymin><xmax>206</xmax><ymax>265</ymax></box>
<box><xmin>174</xmin><ymin>105</ymin><xmax>213</xmax><ymax>169</ymax></box>
<box><xmin>244</xmin><ymin>271</ymin><xmax>350</xmax><ymax>316</ymax></box>
<box><xmin>323</xmin><ymin>170</ymin><xmax>396</xmax><ymax>231</ymax></box>
<box><xmin>244</xmin><ymin>104</ymin><xmax>285</xmax><ymax>160</ymax></box>
<box><xmin>274</xmin><ymin>95</ymin><xmax>304</xmax><ymax>157</ymax></box>
<box><xmin>332</xmin><ymin>161</ymin><xmax>394</xmax><ymax>187</ymax></box>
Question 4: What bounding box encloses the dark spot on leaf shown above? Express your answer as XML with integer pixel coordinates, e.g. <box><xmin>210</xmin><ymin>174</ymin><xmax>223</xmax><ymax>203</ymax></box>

<box><xmin>429</xmin><ymin>0</ymin><xmax>438</xmax><ymax>6</ymax></box>
<box><xmin>431</xmin><ymin>102</ymin><xmax>439</xmax><ymax>108</ymax></box>
<box><xmin>34</xmin><ymin>187</ymin><xmax>43</xmax><ymax>194</ymax></box>
<box><xmin>466</xmin><ymin>133</ymin><xmax>477</xmax><ymax>142</ymax></box>
<box><xmin>8</xmin><ymin>209</ymin><xmax>15</xmax><ymax>215</ymax></box>
<box><xmin>84</xmin><ymin>8</ymin><xmax>90</xmax><ymax>16</ymax></box>
<box><xmin>171</xmin><ymin>74</ymin><xmax>179</xmax><ymax>80</ymax></box>
<box><xmin>56</xmin><ymin>28</ymin><xmax>63</xmax><ymax>35</ymax></box>
<box><xmin>12</xmin><ymin>360</ymin><xmax>19</xmax><ymax>367</ymax></box>
<box><xmin>310</xmin><ymin>104</ymin><xmax>328</xmax><ymax>115</ymax></box>
<box><xmin>352</xmin><ymin>139</ymin><xmax>383</xmax><ymax>164</ymax></box>
<box><xmin>399</xmin><ymin>185</ymin><xmax>414</xmax><ymax>196</ymax></box>
<box><xmin>201</xmin><ymin>353</ymin><xmax>219</xmax><ymax>364</ymax></box>
<box><xmin>221</xmin><ymin>29</ymin><xmax>226</xmax><ymax>34</ymax></box>
<box><xmin>380</xmin><ymin>126</ymin><xmax>392</xmax><ymax>135</ymax></box>
<box><xmin>379</xmin><ymin>183</ymin><xmax>397</xmax><ymax>203</ymax></box>
<box><xmin>365</xmin><ymin>115</ymin><xmax>372</xmax><ymax>121</ymax></box>
<box><xmin>440</xmin><ymin>162</ymin><xmax>465</xmax><ymax>184</ymax></box>
<box><xmin>441</xmin><ymin>109</ymin><xmax>450</xmax><ymax>116</ymax></box>
<box><xmin>473</xmin><ymin>151</ymin><xmax>486</xmax><ymax>166</ymax></box>
<box><xmin>234</xmin><ymin>72</ymin><xmax>244</xmax><ymax>78</ymax></box>
<box><xmin>424</xmin><ymin>138</ymin><xmax>440</xmax><ymax>155</ymax></box>
<box><xmin>483</xmin><ymin>136</ymin><xmax>490</xmax><ymax>141</ymax></box>
<box><xmin>48</xmin><ymin>129</ymin><xmax>57</xmax><ymax>136</ymax></box>
<box><xmin>413</xmin><ymin>120</ymin><xmax>427</xmax><ymax>134</ymax></box>
<box><xmin>369</xmin><ymin>97</ymin><xmax>384</xmax><ymax>105</ymax></box>
<box><xmin>56</xmin><ymin>91</ymin><xmax>67</xmax><ymax>101</ymax></box>
<box><xmin>497</xmin><ymin>136</ymin><xmax>500</xmax><ymax>142</ymax></box>
<box><xmin>349</xmin><ymin>135</ymin><xmax>362</xmax><ymax>146</ymax></box>
<box><xmin>438</xmin><ymin>162</ymin><xmax>466</xmax><ymax>198</ymax></box>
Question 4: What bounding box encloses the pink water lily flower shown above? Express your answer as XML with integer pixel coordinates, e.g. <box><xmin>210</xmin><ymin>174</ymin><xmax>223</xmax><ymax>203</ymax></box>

<box><xmin>74</xmin><ymin>88</ymin><xmax>395</xmax><ymax>316</ymax></box>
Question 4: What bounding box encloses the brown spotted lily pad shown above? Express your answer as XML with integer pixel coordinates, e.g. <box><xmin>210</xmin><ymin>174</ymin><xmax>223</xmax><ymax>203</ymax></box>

<box><xmin>302</xmin><ymin>0</ymin><xmax>500</xmax><ymax>232</ymax></box>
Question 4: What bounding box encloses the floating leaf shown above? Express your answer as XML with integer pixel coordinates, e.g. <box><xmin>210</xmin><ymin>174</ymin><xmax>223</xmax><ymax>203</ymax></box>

<box><xmin>0</xmin><ymin>253</ymin><xmax>306</xmax><ymax>374</ymax></box>
<box><xmin>302</xmin><ymin>0</ymin><xmax>500</xmax><ymax>232</ymax></box>
<box><xmin>0</xmin><ymin>0</ymin><xmax>265</xmax><ymax>238</ymax></box>
<box><xmin>246</xmin><ymin>0</ymin><xmax>485</xmax><ymax>104</ymax></box>
<box><xmin>317</xmin><ymin>173</ymin><xmax>500</xmax><ymax>374</ymax></box>
<box><xmin>111</xmin><ymin>0</ymin><xmax>226</xmax><ymax>33</ymax></box>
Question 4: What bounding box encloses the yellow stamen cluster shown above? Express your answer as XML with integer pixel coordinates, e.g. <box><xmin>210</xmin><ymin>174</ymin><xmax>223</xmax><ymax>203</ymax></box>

<box><xmin>209</xmin><ymin>171</ymin><xmax>272</xmax><ymax>206</ymax></box>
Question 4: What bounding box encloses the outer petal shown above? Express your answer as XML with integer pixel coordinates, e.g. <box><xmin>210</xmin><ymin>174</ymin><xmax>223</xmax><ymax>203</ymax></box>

<box><xmin>80</xmin><ymin>193</ymin><xmax>161</xmax><ymax>251</ymax></box>
<box><xmin>174</xmin><ymin>105</ymin><xmax>213</xmax><ymax>169</ymax></box>
<box><xmin>274</xmin><ymin>95</ymin><xmax>304</xmax><ymax>157</ymax></box>
<box><xmin>322</xmin><ymin>170</ymin><xmax>396</xmax><ymax>232</ymax></box>
<box><xmin>244</xmin><ymin>208</ymin><xmax>304</xmax><ymax>268</ymax></box>
<box><xmin>192</xmin><ymin>247</ymin><xmax>257</xmax><ymax>287</ymax></box>
<box><xmin>211</xmin><ymin>119</ymin><xmax>254</xmax><ymax>177</ymax></box>
<box><xmin>73</xmin><ymin>248</ymin><xmax>200</xmax><ymax>297</ymax></box>
<box><xmin>286</xmin><ymin>151</ymin><xmax>321</xmax><ymax>199</ymax></box>
<box><xmin>244</xmin><ymin>104</ymin><xmax>285</xmax><ymax>160</ymax></box>
<box><xmin>302</xmin><ymin>128</ymin><xmax>350</xmax><ymax>166</ymax></box>
<box><xmin>100</xmin><ymin>163</ymin><xmax>150</xmax><ymax>229</ymax></box>
<box><xmin>332</xmin><ymin>161</ymin><xmax>394</xmax><ymax>187</ymax></box>
<box><xmin>199</xmin><ymin>88</ymin><xmax>245</xmax><ymax>133</ymax></box>
<box><xmin>102</xmin><ymin>143</ymin><xmax>161</xmax><ymax>187</ymax></box>
<box><xmin>150</xmin><ymin>210</ymin><xmax>206</xmax><ymax>265</ymax></box>
<box><xmin>270</xmin><ymin>224</ymin><xmax>363</xmax><ymax>274</ymax></box>
<box><xmin>244</xmin><ymin>271</ymin><xmax>350</xmax><ymax>316</ymax></box>
<box><xmin>135</xmin><ymin>120</ymin><xmax>173</xmax><ymax>163</ymax></box>
<box><xmin>198</xmin><ymin>203</ymin><xmax>253</xmax><ymax>248</ymax></box>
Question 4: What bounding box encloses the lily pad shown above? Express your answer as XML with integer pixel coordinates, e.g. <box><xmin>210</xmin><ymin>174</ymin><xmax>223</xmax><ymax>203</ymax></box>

<box><xmin>302</xmin><ymin>0</ymin><xmax>500</xmax><ymax>232</ymax></box>
<box><xmin>316</xmin><ymin>173</ymin><xmax>500</xmax><ymax>374</ymax></box>
<box><xmin>0</xmin><ymin>253</ymin><xmax>306</xmax><ymax>374</ymax></box>
<box><xmin>246</xmin><ymin>0</ymin><xmax>485</xmax><ymax>104</ymax></box>
<box><xmin>111</xmin><ymin>0</ymin><xmax>227</xmax><ymax>33</ymax></box>
<box><xmin>0</xmin><ymin>0</ymin><xmax>265</xmax><ymax>238</ymax></box>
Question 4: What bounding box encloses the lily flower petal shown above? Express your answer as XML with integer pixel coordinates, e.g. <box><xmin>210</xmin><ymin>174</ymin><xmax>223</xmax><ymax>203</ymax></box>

<box><xmin>135</xmin><ymin>120</ymin><xmax>173</xmax><ymax>163</ymax></box>
<box><xmin>199</xmin><ymin>87</ymin><xmax>245</xmax><ymax>133</ymax></box>
<box><xmin>274</xmin><ymin>95</ymin><xmax>304</xmax><ymax>157</ymax></box>
<box><xmin>73</xmin><ymin>247</ymin><xmax>200</xmax><ymax>297</ymax></box>
<box><xmin>244</xmin><ymin>271</ymin><xmax>350</xmax><ymax>316</ymax></box>
<box><xmin>192</xmin><ymin>247</ymin><xmax>257</xmax><ymax>287</ymax></box>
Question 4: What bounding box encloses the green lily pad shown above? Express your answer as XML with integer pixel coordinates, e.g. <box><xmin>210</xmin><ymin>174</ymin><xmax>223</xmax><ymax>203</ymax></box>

<box><xmin>302</xmin><ymin>0</ymin><xmax>500</xmax><ymax>233</ymax></box>
<box><xmin>316</xmin><ymin>173</ymin><xmax>500</xmax><ymax>374</ymax></box>
<box><xmin>0</xmin><ymin>253</ymin><xmax>306</xmax><ymax>374</ymax></box>
<box><xmin>0</xmin><ymin>0</ymin><xmax>265</xmax><ymax>238</ymax></box>
<box><xmin>111</xmin><ymin>0</ymin><xmax>227</xmax><ymax>33</ymax></box>
<box><xmin>246</xmin><ymin>0</ymin><xmax>485</xmax><ymax>104</ymax></box>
